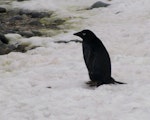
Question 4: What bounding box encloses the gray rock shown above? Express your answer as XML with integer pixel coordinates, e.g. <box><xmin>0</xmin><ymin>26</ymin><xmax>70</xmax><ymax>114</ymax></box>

<box><xmin>19</xmin><ymin>10</ymin><xmax>51</xmax><ymax>18</ymax></box>
<box><xmin>30</xmin><ymin>12</ymin><xmax>51</xmax><ymax>18</ymax></box>
<box><xmin>32</xmin><ymin>30</ymin><xmax>42</xmax><ymax>36</ymax></box>
<box><xmin>14</xmin><ymin>15</ymin><xmax>23</xmax><ymax>20</ymax></box>
<box><xmin>0</xmin><ymin>7</ymin><xmax>67</xmax><ymax>38</ymax></box>
<box><xmin>0</xmin><ymin>7</ymin><xmax>6</xmax><ymax>13</ymax></box>
<box><xmin>0</xmin><ymin>43</ymin><xmax>38</xmax><ymax>55</ymax></box>
<box><xmin>19</xmin><ymin>31</ymin><xmax>34</xmax><ymax>38</ymax></box>
<box><xmin>9</xmin><ymin>15</ymin><xmax>23</xmax><ymax>22</ymax></box>
<box><xmin>5</xmin><ymin>29</ymin><xmax>19</xmax><ymax>34</ymax></box>
<box><xmin>0</xmin><ymin>43</ymin><xmax>15</xmax><ymax>55</ymax></box>
<box><xmin>29</xmin><ymin>20</ymin><xmax>42</xmax><ymax>26</ymax></box>
<box><xmin>19</xmin><ymin>9</ymin><xmax>33</xmax><ymax>16</ymax></box>
<box><xmin>13</xmin><ymin>44</ymin><xmax>39</xmax><ymax>53</ymax></box>
<box><xmin>89</xmin><ymin>1</ymin><xmax>110</xmax><ymax>9</ymax></box>
<box><xmin>13</xmin><ymin>45</ymin><xmax>27</xmax><ymax>53</ymax></box>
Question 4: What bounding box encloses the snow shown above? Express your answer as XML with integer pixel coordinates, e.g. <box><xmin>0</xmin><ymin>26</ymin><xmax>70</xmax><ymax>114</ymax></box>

<box><xmin>0</xmin><ymin>0</ymin><xmax>150</xmax><ymax>120</ymax></box>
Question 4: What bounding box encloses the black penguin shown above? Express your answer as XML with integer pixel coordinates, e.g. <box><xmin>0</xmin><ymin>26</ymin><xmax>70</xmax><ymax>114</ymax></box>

<box><xmin>74</xmin><ymin>29</ymin><xmax>125</xmax><ymax>87</ymax></box>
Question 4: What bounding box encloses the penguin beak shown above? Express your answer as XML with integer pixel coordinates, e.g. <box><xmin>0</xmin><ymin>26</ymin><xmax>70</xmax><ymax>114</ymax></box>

<box><xmin>73</xmin><ymin>32</ymin><xmax>82</xmax><ymax>37</ymax></box>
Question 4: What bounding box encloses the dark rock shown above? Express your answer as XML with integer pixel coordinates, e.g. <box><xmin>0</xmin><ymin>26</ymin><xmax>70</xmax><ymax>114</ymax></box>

<box><xmin>19</xmin><ymin>9</ymin><xmax>31</xmax><ymax>15</ymax></box>
<box><xmin>0</xmin><ymin>43</ymin><xmax>15</xmax><ymax>55</ymax></box>
<box><xmin>32</xmin><ymin>30</ymin><xmax>42</xmax><ymax>36</ymax></box>
<box><xmin>30</xmin><ymin>12</ymin><xmax>51</xmax><ymax>18</ymax></box>
<box><xmin>8</xmin><ymin>9</ymin><xmax>20</xmax><ymax>15</ymax></box>
<box><xmin>19</xmin><ymin>31</ymin><xmax>34</xmax><ymax>38</ymax></box>
<box><xmin>48</xmin><ymin>19</ymin><xmax>66</xmax><ymax>29</ymax></box>
<box><xmin>0</xmin><ymin>7</ymin><xmax>66</xmax><ymax>38</ymax></box>
<box><xmin>89</xmin><ymin>1</ymin><xmax>110</xmax><ymax>9</ymax></box>
<box><xmin>5</xmin><ymin>29</ymin><xmax>19</xmax><ymax>34</ymax></box>
<box><xmin>30</xmin><ymin>12</ymin><xmax>42</xmax><ymax>18</ymax></box>
<box><xmin>0</xmin><ymin>43</ymin><xmax>40</xmax><ymax>55</ymax></box>
<box><xmin>53</xmin><ymin>19</ymin><xmax>65</xmax><ymax>25</ymax></box>
<box><xmin>0</xmin><ymin>7</ymin><xmax>7</xmax><ymax>13</ymax></box>
<box><xmin>115</xmin><ymin>11</ymin><xmax>121</xmax><ymax>14</ymax></box>
<box><xmin>19</xmin><ymin>10</ymin><xmax>51</xmax><ymax>18</ymax></box>
<box><xmin>29</xmin><ymin>20</ymin><xmax>42</xmax><ymax>26</ymax></box>
<box><xmin>0</xmin><ymin>41</ymin><xmax>41</xmax><ymax>55</ymax></box>
<box><xmin>9</xmin><ymin>15</ymin><xmax>23</xmax><ymax>22</ymax></box>
<box><xmin>47</xmin><ymin>86</ymin><xmax>52</xmax><ymax>89</ymax></box>
<box><xmin>13</xmin><ymin>44</ymin><xmax>27</xmax><ymax>53</ymax></box>
<box><xmin>0</xmin><ymin>33</ymin><xmax>9</xmax><ymax>44</ymax></box>
<box><xmin>14</xmin><ymin>44</ymin><xmax>39</xmax><ymax>53</ymax></box>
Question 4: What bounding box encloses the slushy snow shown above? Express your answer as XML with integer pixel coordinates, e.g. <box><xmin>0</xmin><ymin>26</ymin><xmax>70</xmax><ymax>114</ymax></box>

<box><xmin>0</xmin><ymin>0</ymin><xmax>150</xmax><ymax>120</ymax></box>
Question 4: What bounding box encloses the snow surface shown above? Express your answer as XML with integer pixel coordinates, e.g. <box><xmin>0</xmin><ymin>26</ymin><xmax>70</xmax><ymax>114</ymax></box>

<box><xmin>0</xmin><ymin>0</ymin><xmax>150</xmax><ymax>120</ymax></box>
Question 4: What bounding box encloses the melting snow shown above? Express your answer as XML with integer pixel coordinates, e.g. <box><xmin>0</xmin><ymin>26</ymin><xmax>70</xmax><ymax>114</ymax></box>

<box><xmin>0</xmin><ymin>0</ymin><xmax>150</xmax><ymax>120</ymax></box>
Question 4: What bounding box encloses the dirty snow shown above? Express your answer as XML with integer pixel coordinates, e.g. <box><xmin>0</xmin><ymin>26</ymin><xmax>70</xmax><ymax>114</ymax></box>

<box><xmin>0</xmin><ymin>0</ymin><xmax>150</xmax><ymax>120</ymax></box>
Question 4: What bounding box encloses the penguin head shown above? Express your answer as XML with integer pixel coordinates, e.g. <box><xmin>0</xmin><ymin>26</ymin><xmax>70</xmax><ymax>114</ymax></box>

<box><xmin>74</xmin><ymin>29</ymin><xmax>96</xmax><ymax>40</ymax></box>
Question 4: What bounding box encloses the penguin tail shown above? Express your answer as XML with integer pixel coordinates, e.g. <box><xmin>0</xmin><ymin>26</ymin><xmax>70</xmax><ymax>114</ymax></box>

<box><xmin>111</xmin><ymin>77</ymin><xmax>126</xmax><ymax>84</ymax></box>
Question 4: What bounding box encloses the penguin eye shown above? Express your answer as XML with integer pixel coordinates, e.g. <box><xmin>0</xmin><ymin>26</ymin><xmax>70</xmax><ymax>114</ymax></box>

<box><xmin>82</xmin><ymin>32</ymin><xmax>86</xmax><ymax>36</ymax></box>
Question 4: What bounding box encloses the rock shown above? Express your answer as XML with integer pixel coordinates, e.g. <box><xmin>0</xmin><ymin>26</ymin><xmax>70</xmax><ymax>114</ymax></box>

<box><xmin>89</xmin><ymin>1</ymin><xmax>110</xmax><ymax>9</ymax></box>
<box><xmin>32</xmin><ymin>30</ymin><xmax>42</xmax><ymax>36</ymax></box>
<box><xmin>0</xmin><ymin>33</ymin><xmax>9</xmax><ymax>44</ymax></box>
<box><xmin>18</xmin><ymin>30</ymin><xmax>41</xmax><ymax>38</ymax></box>
<box><xmin>13</xmin><ymin>44</ymin><xmax>27</xmax><ymax>53</ymax></box>
<box><xmin>0</xmin><ymin>43</ymin><xmax>39</xmax><ymax>55</ymax></box>
<box><xmin>40</xmin><ymin>17</ymin><xmax>66</xmax><ymax>29</ymax></box>
<box><xmin>9</xmin><ymin>15</ymin><xmax>23</xmax><ymax>22</ymax></box>
<box><xmin>19</xmin><ymin>9</ymin><xmax>32</xmax><ymax>16</ymax></box>
<box><xmin>5</xmin><ymin>29</ymin><xmax>19</xmax><ymax>34</ymax></box>
<box><xmin>19</xmin><ymin>10</ymin><xmax>51</xmax><ymax>18</ymax></box>
<box><xmin>0</xmin><ymin>43</ymin><xmax>15</xmax><ymax>55</ymax></box>
<box><xmin>47</xmin><ymin>86</ymin><xmax>52</xmax><ymax>89</ymax></box>
<box><xmin>0</xmin><ymin>7</ymin><xmax>69</xmax><ymax>37</ymax></box>
<box><xmin>29</xmin><ymin>20</ymin><xmax>42</xmax><ymax>26</ymax></box>
<box><xmin>19</xmin><ymin>31</ymin><xmax>34</xmax><ymax>38</ymax></box>
<box><xmin>0</xmin><ymin>7</ymin><xmax>6</xmax><ymax>13</ymax></box>
<box><xmin>30</xmin><ymin>12</ymin><xmax>51</xmax><ymax>18</ymax></box>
